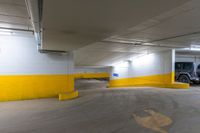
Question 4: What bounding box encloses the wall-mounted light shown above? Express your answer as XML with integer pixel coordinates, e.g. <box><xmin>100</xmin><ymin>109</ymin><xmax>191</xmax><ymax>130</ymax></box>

<box><xmin>190</xmin><ymin>45</ymin><xmax>200</xmax><ymax>51</ymax></box>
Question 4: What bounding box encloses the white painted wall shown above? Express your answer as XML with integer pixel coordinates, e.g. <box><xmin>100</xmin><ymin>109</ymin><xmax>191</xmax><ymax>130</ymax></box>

<box><xmin>0</xmin><ymin>34</ymin><xmax>73</xmax><ymax>75</ymax></box>
<box><xmin>111</xmin><ymin>50</ymin><xmax>174</xmax><ymax>79</ymax></box>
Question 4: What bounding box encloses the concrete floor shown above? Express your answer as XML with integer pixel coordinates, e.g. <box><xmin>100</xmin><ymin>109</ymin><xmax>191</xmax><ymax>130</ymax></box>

<box><xmin>1</xmin><ymin>84</ymin><xmax>200</xmax><ymax>133</ymax></box>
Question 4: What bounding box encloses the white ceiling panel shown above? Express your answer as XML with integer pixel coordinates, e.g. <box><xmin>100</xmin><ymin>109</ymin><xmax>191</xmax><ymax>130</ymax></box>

<box><xmin>2</xmin><ymin>0</ymin><xmax>199</xmax><ymax>66</ymax></box>
<box><xmin>42</xmin><ymin>0</ymin><xmax>189</xmax><ymax>51</ymax></box>
<box><xmin>0</xmin><ymin>0</ymin><xmax>32</xmax><ymax>30</ymax></box>
<box><xmin>74</xmin><ymin>41</ymin><xmax>172</xmax><ymax>66</ymax></box>
<box><xmin>74</xmin><ymin>50</ymin><xmax>138</xmax><ymax>66</ymax></box>
<box><xmin>115</xmin><ymin>0</ymin><xmax>200</xmax><ymax>47</ymax></box>
<box><xmin>0</xmin><ymin>0</ymin><xmax>26</xmax><ymax>6</ymax></box>
<box><xmin>0</xmin><ymin>15</ymin><xmax>30</xmax><ymax>26</ymax></box>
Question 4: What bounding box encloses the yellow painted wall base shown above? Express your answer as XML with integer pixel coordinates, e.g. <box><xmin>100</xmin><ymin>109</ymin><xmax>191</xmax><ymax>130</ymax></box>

<box><xmin>166</xmin><ymin>82</ymin><xmax>189</xmax><ymax>89</ymax></box>
<box><xmin>109</xmin><ymin>73</ymin><xmax>189</xmax><ymax>89</ymax></box>
<box><xmin>0</xmin><ymin>74</ymin><xmax>77</xmax><ymax>102</ymax></box>
<box><xmin>0</xmin><ymin>72</ymin><xmax>189</xmax><ymax>102</ymax></box>
<box><xmin>59</xmin><ymin>91</ymin><xmax>79</xmax><ymax>101</ymax></box>
<box><xmin>0</xmin><ymin>73</ymin><xmax>109</xmax><ymax>102</ymax></box>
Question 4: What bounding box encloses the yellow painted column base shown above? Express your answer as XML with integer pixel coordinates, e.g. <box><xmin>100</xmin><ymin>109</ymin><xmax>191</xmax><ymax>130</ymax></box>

<box><xmin>167</xmin><ymin>82</ymin><xmax>189</xmax><ymax>89</ymax></box>
<box><xmin>59</xmin><ymin>91</ymin><xmax>79</xmax><ymax>101</ymax></box>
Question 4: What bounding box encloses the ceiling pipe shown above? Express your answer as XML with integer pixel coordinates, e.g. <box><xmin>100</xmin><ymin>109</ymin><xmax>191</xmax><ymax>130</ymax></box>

<box><xmin>25</xmin><ymin>0</ymin><xmax>66</xmax><ymax>54</ymax></box>
<box><xmin>104</xmin><ymin>30</ymin><xmax>200</xmax><ymax>49</ymax></box>
<box><xmin>25</xmin><ymin>0</ymin><xmax>42</xmax><ymax>47</ymax></box>
<box><xmin>102</xmin><ymin>40</ymin><xmax>187</xmax><ymax>48</ymax></box>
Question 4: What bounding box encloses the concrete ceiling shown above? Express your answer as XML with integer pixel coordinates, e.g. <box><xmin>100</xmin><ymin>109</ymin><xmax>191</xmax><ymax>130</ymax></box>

<box><xmin>73</xmin><ymin>0</ymin><xmax>200</xmax><ymax>66</ymax></box>
<box><xmin>42</xmin><ymin>0</ymin><xmax>189</xmax><ymax>51</ymax></box>
<box><xmin>176</xmin><ymin>51</ymin><xmax>200</xmax><ymax>56</ymax></box>
<box><xmin>41</xmin><ymin>0</ymin><xmax>200</xmax><ymax>66</ymax></box>
<box><xmin>74</xmin><ymin>42</ymin><xmax>170</xmax><ymax>66</ymax></box>
<box><xmin>0</xmin><ymin>0</ymin><xmax>32</xmax><ymax>31</ymax></box>
<box><xmin>2</xmin><ymin>0</ymin><xmax>200</xmax><ymax>67</ymax></box>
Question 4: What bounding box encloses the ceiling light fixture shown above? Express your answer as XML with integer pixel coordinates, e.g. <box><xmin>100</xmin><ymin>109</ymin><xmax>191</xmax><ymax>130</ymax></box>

<box><xmin>0</xmin><ymin>28</ymin><xmax>16</xmax><ymax>36</ymax></box>
<box><xmin>0</xmin><ymin>31</ymin><xmax>14</xmax><ymax>36</ymax></box>
<box><xmin>190</xmin><ymin>45</ymin><xmax>200</xmax><ymax>51</ymax></box>
<box><xmin>190</xmin><ymin>47</ymin><xmax>200</xmax><ymax>51</ymax></box>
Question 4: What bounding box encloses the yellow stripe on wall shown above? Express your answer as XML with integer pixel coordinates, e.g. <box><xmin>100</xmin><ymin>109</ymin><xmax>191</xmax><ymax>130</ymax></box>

<box><xmin>109</xmin><ymin>72</ymin><xmax>189</xmax><ymax>89</ymax></box>
<box><xmin>0</xmin><ymin>74</ymin><xmax>76</xmax><ymax>101</ymax></box>
<box><xmin>0</xmin><ymin>72</ymin><xmax>188</xmax><ymax>102</ymax></box>
<box><xmin>0</xmin><ymin>72</ymin><xmax>109</xmax><ymax>102</ymax></box>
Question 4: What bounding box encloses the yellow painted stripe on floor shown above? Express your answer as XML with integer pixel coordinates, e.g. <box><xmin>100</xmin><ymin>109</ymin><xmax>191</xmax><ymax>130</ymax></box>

<box><xmin>74</xmin><ymin>72</ymin><xmax>109</xmax><ymax>79</ymax></box>
<box><xmin>0</xmin><ymin>74</ymin><xmax>77</xmax><ymax>101</ymax></box>
<box><xmin>109</xmin><ymin>72</ymin><xmax>189</xmax><ymax>89</ymax></box>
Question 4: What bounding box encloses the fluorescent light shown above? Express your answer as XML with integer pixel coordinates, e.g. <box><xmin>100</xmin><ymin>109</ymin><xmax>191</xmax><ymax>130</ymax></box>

<box><xmin>190</xmin><ymin>47</ymin><xmax>200</xmax><ymax>51</ymax></box>
<box><xmin>0</xmin><ymin>31</ymin><xmax>14</xmax><ymax>36</ymax></box>
<box><xmin>190</xmin><ymin>45</ymin><xmax>200</xmax><ymax>51</ymax></box>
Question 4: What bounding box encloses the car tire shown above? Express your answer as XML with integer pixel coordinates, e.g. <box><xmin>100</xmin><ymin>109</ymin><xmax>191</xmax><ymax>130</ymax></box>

<box><xmin>178</xmin><ymin>75</ymin><xmax>190</xmax><ymax>84</ymax></box>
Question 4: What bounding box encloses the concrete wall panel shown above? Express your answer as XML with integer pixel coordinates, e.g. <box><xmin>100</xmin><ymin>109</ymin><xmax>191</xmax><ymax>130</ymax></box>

<box><xmin>0</xmin><ymin>35</ymin><xmax>78</xmax><ymax>101</ymax></box>
<box><xmin>109</xmin><ymin>50</ymin><xmax>188</xmax><ymax>89</ymax></box>
<box><xmin>0</xmin><ymin>35</ymin><xmax>70</xmax><ymax>75</ymax></box>
<box><xmin>111</xmin><ymin>50</ymin><xmax>173</xmax><ymax>79</ymax></box>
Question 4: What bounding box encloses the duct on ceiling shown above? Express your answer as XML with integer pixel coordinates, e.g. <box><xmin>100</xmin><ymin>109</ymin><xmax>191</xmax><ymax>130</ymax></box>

<box><xmin>25</xmin><ymin>0</ymin><xmax>42</xmax><ymax>48</ymax></box>
<box><xmin>25</xmin><ymin>0</ymin><xmax>66</xmax><ymax>53</ymax></box>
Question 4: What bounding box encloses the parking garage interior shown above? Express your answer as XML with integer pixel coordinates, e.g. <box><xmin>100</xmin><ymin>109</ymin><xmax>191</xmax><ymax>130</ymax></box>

<box><xmin>1</xmin><ymin>0</ymin><xmax>200</xmax><ymax>133</ymax></box>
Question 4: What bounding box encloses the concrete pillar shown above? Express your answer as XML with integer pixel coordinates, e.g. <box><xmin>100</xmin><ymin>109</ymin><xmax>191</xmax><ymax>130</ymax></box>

<box><xmin>171</xmin><ymin>49</ymin><xmax>176</xmax><ymax>83</ymax></box>
<box><xmin>0</xmin><ymin>35</ymin><xmax>79</xmax><ymax>101</ymax></box>
<box><xmin>66</xmin><ymin>51</ymin><xmax>74</xmax><ymax>74</ymax></box>
<box><xmin>59</xmin><ymin>51</ymin><xmax>78</xmax><ymax>101</ymax></box>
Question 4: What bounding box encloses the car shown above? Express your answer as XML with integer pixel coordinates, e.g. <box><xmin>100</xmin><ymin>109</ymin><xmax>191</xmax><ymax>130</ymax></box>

<box><xmin>175</xmin><ymin>62</ymin><xmax>200</xmax><ymax>84</ymax></box>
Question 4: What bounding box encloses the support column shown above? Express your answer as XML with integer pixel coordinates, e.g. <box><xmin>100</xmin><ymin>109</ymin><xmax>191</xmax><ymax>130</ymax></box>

<box><xmin>59</xmin><ymin>51</ymin><xmax>78</xmax><ymax>101</ymax></box>
<box><xmin>171</xmin><ymin>49</ymin><xmax>175</xmax><ymax>83</ymax></box>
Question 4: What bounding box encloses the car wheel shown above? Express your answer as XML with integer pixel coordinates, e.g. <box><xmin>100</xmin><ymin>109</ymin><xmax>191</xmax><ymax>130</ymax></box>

<box><xmin>178</xmin><ymin>75</ymin><xmax>190</xmax><ymax>84</ymax></box>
